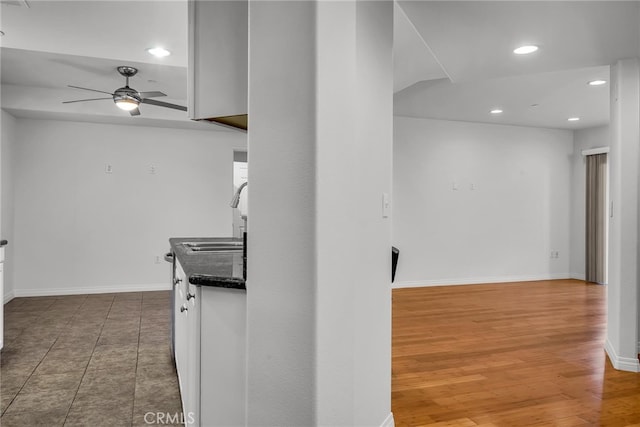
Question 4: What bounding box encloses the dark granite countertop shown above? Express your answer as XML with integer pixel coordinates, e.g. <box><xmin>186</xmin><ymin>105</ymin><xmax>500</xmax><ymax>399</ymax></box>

<box><xmin>169</xmin><ymin>237</ymin><xmax>246</xmax><ymax>290</ymax></box>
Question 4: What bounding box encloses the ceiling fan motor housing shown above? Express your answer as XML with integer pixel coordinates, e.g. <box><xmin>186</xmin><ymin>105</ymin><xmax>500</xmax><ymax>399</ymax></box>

<box><xmin>113</xmin><ymin>86</ymin><xmax>141</xmax><ymax>104</ymax></box>
<box><xmin>117</xmin><ymin>66</ymin><xmax>138</xmax><ymax>78</ymax></box>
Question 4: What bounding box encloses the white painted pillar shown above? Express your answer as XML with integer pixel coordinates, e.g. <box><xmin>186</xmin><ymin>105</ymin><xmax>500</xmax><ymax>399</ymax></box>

<box><xmin>247</xmin><ymin>1</ymin><xmax>393</xmax><ymax>425</ymax></box>
<box><xmin>606</xmin><ymin>58</ymin><xmax>640</xmax><ymax>372</ymax></box>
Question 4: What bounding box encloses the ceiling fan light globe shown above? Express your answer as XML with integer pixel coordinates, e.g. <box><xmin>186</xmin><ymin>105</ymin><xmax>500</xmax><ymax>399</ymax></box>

<box><xmin>115</xmin><ymin>99</ymin><xmax>139</xmax><ymax>111</ymax></box>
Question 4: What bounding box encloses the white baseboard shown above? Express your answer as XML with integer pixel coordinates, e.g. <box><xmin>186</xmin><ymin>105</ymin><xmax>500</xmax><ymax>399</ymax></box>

<box><xmin>570</xmin><ymin>272</ymin><xmax>586</xmax><ymax>281</ymax></box>
<box><xmin>393</xmin><ymin>273</ymin><xmax>572</xmax><ymax>289</ymax></box>
<box><xmin>605</xmin><ymin>339</ymin><xmax>640</xmax><ymax>372</ymax></box>
<box><xmin>12</xmin><ymin>283</ymin><xmax>171</xmax><ymax>298</ymax></box>
<box><xmin>380</xmin><ymin>412</ymin><xmax>394</xmax><ymax>427</ymax></box>
<box><xmin>3</xmin><ymin>289</ymin><xmax>15</xmax><ymax>304</ymax></box>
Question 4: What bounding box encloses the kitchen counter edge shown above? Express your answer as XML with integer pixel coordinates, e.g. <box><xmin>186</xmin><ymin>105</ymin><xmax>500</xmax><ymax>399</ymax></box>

<box><xmin>169</xmin><ymin>237</ymin><xmax>246</xmax><ymax>290</ymax></box>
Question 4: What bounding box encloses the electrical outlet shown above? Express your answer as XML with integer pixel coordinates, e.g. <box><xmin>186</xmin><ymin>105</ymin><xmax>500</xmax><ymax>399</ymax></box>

<box><xmin>105</xmin><ymin>164</ymin><xmax>113</xmax><ymax>174</ymax></box>
<box><xmin>149</xmin><ymin>165</ymin><xmax>157</xmax><ymax>175</ymax></box>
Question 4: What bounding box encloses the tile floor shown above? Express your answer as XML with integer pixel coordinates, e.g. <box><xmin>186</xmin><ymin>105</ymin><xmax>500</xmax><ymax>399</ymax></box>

<box><xmin>0</xmin><ymin>291</ymin><xmax>183</xmax><ymax>426</ymax></box>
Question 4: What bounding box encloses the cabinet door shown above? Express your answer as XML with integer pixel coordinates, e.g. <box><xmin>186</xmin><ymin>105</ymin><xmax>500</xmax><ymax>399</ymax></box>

<box><xmin>200</xmin><ymin>287</ymin><xmax>247</xmax><ymax>426</ymax></box>
<box><xmin>188</xmin><ymin>0</ymin><xmax>248</xmax><ymax>120</ymax></box>
<box><xmin>0</xmin><ymin>260</ymin><xmax>4</xmax><ymax>350</ymax></box>
<box><xmin>186</xmin><ymin>283</ymin><xmax>201</xmax><ymax>426</ymax></box>
<box><xmin>174</xmin><ymin>261</ymin><xmax>189</xmax><ymax>412</ymax></box>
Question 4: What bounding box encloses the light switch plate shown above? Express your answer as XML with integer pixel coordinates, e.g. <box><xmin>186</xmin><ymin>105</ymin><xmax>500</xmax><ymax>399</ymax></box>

<box><xmin>382</xmin><ymin>193</ymin><xmax>391</xmax><ymax>218</ymax></box>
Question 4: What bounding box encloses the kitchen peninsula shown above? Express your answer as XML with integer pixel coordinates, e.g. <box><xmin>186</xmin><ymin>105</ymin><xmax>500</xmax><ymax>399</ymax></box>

<box><xmin>169</xmin><ymin>237</ymin><xmax>247</xmax><ymax>427</ymax></box>
<box><xmin>170</xmin><ymin>237</ymin><xmax>246</xmax><ymax>289</ymax></box>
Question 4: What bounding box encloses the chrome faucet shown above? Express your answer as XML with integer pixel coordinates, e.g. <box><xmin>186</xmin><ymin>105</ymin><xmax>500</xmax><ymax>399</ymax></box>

<box><xmin>230</xmin><ymin>182</ymin><xmax>248</xmax><ymax>208</ymax></box>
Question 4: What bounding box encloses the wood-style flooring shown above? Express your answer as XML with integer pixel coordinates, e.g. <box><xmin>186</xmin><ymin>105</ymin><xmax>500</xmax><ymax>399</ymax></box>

<box><xmin>392</xmin><ymin>279</ymin><xmax>640</xmax><ymax>427</ymax></box>
<box><xmin>3</xmin><ymin>281</ymin><xmax>639</xmax><ymax>426</ymax></box>
<box><xmin>0</xmin><ymin>291</ymin><xmax>181</xmax><ymax>426</ymax></box>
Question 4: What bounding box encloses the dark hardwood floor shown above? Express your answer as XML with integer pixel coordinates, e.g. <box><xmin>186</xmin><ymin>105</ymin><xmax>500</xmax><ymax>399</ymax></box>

<box><xmin>392</xmin><ymin>279</ymin><xmax>640</xmax><ymax>427</ymax></box>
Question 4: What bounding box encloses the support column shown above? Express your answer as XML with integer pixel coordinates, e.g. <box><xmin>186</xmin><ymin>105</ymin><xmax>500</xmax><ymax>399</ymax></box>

<box><xmin>606</xmin><ymin>58</ymin><xmax>640</xmax><ymax>372</ymax></box>
<box><xmin>247</xmin><ymin>1</ymin><xmax>394</xmax><ymax>425</ymax></box>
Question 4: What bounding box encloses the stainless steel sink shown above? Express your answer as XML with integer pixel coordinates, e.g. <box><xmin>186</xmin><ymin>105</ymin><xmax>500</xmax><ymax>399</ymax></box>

<box><xmin>182</xmin><ymin>241</ymin><xmax>243</xmax><ymax>253</ymax></box>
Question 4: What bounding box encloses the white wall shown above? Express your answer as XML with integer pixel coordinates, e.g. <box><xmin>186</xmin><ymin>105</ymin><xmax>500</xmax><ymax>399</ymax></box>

<box><xmin>393</xmin><ymin>116</ymin><xmax>573</xmax><ymax>287</ymax></box>
<box><xmin>12</xmin><ymin>118</ymin><xmax>245</xmax><ymax>296</ymax></box>
<box><xmin>1</xmin><ymin>110</ymin><xmax>17</xmax><ymax>302</ymax></box>
<box><xmin>605</xmin><ymin>58</ymin><xmax>639</xmax><ymax>372</ymax></box>
<box><xmin>248</xmin><ymin>1</ymin><xmax>393</xmax><ymax>426</ymax></box>
<box><xmin>569</xmin><ymin>126</ymin><xmax>609</xmax><ymax>281</ymax></box>
<box><xmin>247</xmin><ymin>3</ymin><xmax>316</xmax><ymax>424</ymax></box>
<box><xmin>316</xmin><ymin>2</ymin><xmax>393</xmax><ymax>425</ymax></box>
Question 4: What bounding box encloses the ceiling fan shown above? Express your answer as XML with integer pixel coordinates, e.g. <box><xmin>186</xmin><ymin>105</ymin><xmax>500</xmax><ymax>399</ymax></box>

<box><xmin>63</xmin><ymin>66</ymin><xmax>187</xmax><ymax>116</ymax></box>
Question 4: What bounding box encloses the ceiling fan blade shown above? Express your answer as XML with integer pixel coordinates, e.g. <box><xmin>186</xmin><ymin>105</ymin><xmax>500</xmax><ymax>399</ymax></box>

<box><xmin>62</xmin><ymin>97</ymin><xmax>112</xmax><ymax>104</ymax></box>
<box><xmin>68</xmin><ymin>85</ymin><xmax>114</xmax><ymax>96</ymax></box>
<box><xmin>138</xmin><ymin>91</ymin><xmax>166</xmax><ymax>99</ymax></box>
<box><xmin>129</xmin><ymin>108</ymin><xmax>141</xmax><ymax>116</ymax></box>
<box><xmin>141</xmin><ymin>98</ymin><xmax>187</xmax><ymax>112</ymax></box>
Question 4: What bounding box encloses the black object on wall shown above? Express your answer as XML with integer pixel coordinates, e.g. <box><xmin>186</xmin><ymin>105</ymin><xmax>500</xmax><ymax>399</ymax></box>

<box><xmin>243</xmin><ymin>231</ymin><xmax>247</xmax><ymax>280</ymax></box>
<box><xmin>392</xmin><ymin>246</ymin><xmax>399</xmax><ymax>283</ymax></box>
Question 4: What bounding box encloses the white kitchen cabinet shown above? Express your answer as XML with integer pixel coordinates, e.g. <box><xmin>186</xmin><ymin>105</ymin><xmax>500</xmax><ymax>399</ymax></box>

<box><xmin>185</xmin><ymin>282</ymin><xmax>201</xmax><ymax>426</ymax></box>
<box><xmin>200</xmin><ymin>286</ymin><xmax>246</xmax><ymax>426</ymax></box>
<box><xmin>174</xmin><ymin>260</ymin><xmax>189</xmax><ymax>412</ymax></box>
<box><xmin>172</xmin><ymin>258</ymin><xmax>246</xmax><ymax>426</ymax></box>
<box><xmin>188</xmin><ymin>0</ymin><xmax>248</xmax><ymax>130</ymax></box>
<box><xmin>0</xmin><ymin>246</ymin><xmax>4</xmax><ymax>349</ymax></box>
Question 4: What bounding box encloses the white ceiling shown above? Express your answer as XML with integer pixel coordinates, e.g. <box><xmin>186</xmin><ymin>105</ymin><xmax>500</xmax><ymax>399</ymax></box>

<box><xmin>393</xmin><ymin>2</ymin><xmax>448</xmax><ymax>93</ymax></box>
<box><xmin>1</xmin><ymin>0</ymin><xmax>187</xmax><ymax>67</ymax></box>
<box><xmin>397</xmin><ymin>1</ymin><xmax>640</xmax><ymax>83</ymax></box>
<box><xmin>0</xmin><ymin>0</ymin><xmax>217</xmax><ymax>130</ymax></box>
<box><xmin>393</xmin><ymin>1</ymin><xmax>640</xmax><ymax>130</ymax></box>
<box><xmin>2</xmin><ymin>0</ymin><xmax>638</xmax><ymax>131</ymax></box>
<box><xmin>395</xmin><ymin>66</ymin><xmax>610</xmax><ymax>130</ymax></box>
<box><xmin>1</xmin><ymin>48</ymin><xmax>187</xmax><ymax>98</ymax></box>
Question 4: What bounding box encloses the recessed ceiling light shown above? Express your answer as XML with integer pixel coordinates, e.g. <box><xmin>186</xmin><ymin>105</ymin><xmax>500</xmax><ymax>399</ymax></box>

<box><xmin>490</xmin><ymin>109</ymin><xmax>503</xmax><ymax>114</ymax></box>
<box><xmin>568</xmin><ymin>117</ymin><xmax>580</xmax><ymax>122</ymax></box>
<box><xmin>530</xmin><ymin>104</ymin><xmax>539</xmax><ymax>108</ymax></box>
<box><xmin>146</xmin><ymin>47</ymin><xmax>171</xmax><ymax>58</ymax></box>
<box><xmin>588</xmin><ymin>80</ymin><xmax>607</xmax><ymax>86</ymax></box>
<box><xmin>513</xmin><ymin>45</ymin><xmax>539</xmax><ymax>55</ymax></box>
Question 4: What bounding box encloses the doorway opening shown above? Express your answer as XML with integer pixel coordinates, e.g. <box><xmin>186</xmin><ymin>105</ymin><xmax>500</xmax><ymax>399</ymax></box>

<box><xmin>232</xmin><ymin>150</ymin><xmax>248</xmax><ymax>238</ymax></box>
<box><xmin>584</xmin><ymin>151</ymin><xmax>609</xmax><ymax>284</ymax></box>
